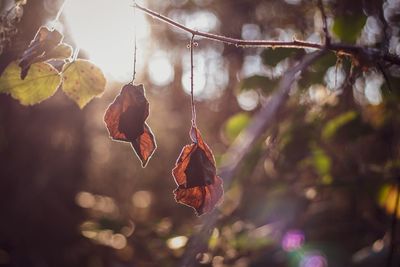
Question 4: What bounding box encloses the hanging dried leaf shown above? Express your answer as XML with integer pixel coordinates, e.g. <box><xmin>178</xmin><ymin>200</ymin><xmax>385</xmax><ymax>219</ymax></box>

<box><xmin>172</xmin><ymin>126</ymin><xmax>223</xmax><ymax>216</ymax></box>
<box><xmin>19</xmin><ymin>26</ymin><xmax>63</xmax><ymax>79</ymax></box>
<box><xmin>104</xmin><ymin>83</ymin><xmax>156</xmax><ymax>167</ymax></box>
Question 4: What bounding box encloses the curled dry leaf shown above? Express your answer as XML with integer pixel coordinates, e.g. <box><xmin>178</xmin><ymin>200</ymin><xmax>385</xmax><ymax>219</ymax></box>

<box><xmin>172</xmin><ymin>126</ymin><xmax>224</xmax><ymax>216</ymax></box>
<box><xmin>19</xmin><ymin>26</ymin><xmax>63</xmax><ymax>79</ymax></box>
<box><xmin>104</xmin><ymin>83</ymin><xmax>156</xmax><ymax>167</ymax></box>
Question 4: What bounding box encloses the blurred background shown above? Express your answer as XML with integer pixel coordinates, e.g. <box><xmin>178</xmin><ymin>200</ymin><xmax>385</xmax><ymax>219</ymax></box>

<box><xmin>1</xmin><ymin>0</ymin><xmax>400</xmax><ymax>266</ymax></box>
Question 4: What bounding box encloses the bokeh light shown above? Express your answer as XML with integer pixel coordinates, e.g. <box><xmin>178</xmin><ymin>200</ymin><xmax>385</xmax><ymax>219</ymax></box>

<box><xmin>167</xmin><ymin>236</ymin><xmax>188</xmax><ymax>250</ymax></box>
<box><xmin>147</xmin><ymin>51</ymin><xmax>174</xmax><ymax>86</ymax></box>
<box><xmin>132</xmin><ymin>190</ymin><xmax>153</xmax><ymax>209</ymax></box>
<box><xmin>237</xmin><ymin>90</ymin><xmax>259</xmax><ymax>111</ymax></box>
<box><xmin>281</xmin><ymin>230</ymin><xmax>305</xmax><ymax>251</ymax></box>
<box><xmin>182</xmin><ymin>48</ymin><xmax>228</xmax><ymax>100</ymax></box>
<box><xmin>299</xmin><ymin>251</ymin><xmax>328</xmax><ymax>267</ymax></box>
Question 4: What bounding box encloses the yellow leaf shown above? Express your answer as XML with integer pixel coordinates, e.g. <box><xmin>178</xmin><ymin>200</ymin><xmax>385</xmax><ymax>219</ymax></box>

<box><xmin>0</xmin><ymin>61</ymin><xmax>61</xmax><ymax>105</ymax></box>
<box><xmin>62</xmin><ymin>59</ymin><xmax>106</xmax><ymax>109</ymax></box>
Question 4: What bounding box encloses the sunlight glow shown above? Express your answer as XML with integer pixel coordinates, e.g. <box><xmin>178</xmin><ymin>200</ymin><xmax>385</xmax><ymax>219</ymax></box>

<box><xmin>63</xmin><ymin>0</ymin><xmax>150</xmax><ymax>82</ymax></box>
<box><xmin>148</xmin><ymin>51</ymin><xmax>174</xmax><ymax>86</ymax></box>
<box><xmin>169</xmin><ymin>10</ymin><xmax>219</xmax><ymax>33</ymax></box>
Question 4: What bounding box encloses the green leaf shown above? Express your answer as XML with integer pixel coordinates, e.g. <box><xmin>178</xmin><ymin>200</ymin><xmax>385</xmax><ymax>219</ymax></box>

<box><xmin>332</xmin><ymin>15</ymin><xmax>367</xmax><ymax>44</ymax></box>
<box><xmin>261</xmin><ymin>48</ymin><xmax>304</xmax><ymax>66</ymax></box>
<box><xmin>241</xmin><ymin>75</ymin><xmax>279</xmax><ymax>93</ymax></box>
<box><xmin>0</xmin><ymin>61</ymin><xmax>61</xmax><ymax>105</ymax></box>
<box><xmin>311</xmin><ymin>145</ymin><xmax>332</xmax><ymax>184</ymax></box>
<box><xmin>62</xmin><ymin>59</ymin><xmax>106</xmax><ymax>109</ymax></box>
<box><xmin>224</xmin><ymin>112</ymin><xmax>251</xmax><ymax>142</ymax></box>
<box><xmin>322</xmin><ymin>111</ymin><xmax>357</xmax><ymax>140</ymax></box>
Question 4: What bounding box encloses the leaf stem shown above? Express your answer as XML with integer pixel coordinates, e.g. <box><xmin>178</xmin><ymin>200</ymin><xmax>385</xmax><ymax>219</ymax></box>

<box><xmin>131</xmin><ymin>0</ymin><xmax>137</xmax><ymax>83</ymax></box>
<box><xmin>190</xmin><ymin>34</ymin><xmax>196</xmax><ymax>126</ymax></box>
<box><xmin>52</xmin><ymin>0</ymin><xmax>68</xmax><ymax>26</ymax></box>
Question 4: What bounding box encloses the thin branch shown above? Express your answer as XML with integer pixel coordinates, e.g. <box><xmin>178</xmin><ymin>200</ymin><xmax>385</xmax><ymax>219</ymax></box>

<box><xmin>135</xmin><ymin>3</ymin><xmax>322</xmax><ymax>49</ymax></box>
<box><xmin>179</xmin><ymin>50</ymin><xmax>326</xmax><ymax>267</ymax></box>
<box><xmin>134</xmin><ymin>3</ymin><xmax>400</xmax><ymax>66</ymax></box>
<box><xmin>317</xmin><ymin>0</ymin><xmax>330</xmax><ymax>46</ymax></box>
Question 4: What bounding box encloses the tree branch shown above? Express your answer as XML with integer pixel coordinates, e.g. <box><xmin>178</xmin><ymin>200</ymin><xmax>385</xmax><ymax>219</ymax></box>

<box><xmin>317</xmin><ymin>0</ymin><xmax>331</xmax><ymax>46</ymax></box>
<box><xmin>135</xmin><ymin>3</ymin><xmax>322</xmax><ymax>49</ymax></box>
<box><xmin>135</xmin><ymin>3</ymin><xmax>400</xmax><ymax>66</ymax></box>
<box><xmin>179</xmin><ymin>50</ymin><xmax>326</xmax><ymax>267</ymax></box>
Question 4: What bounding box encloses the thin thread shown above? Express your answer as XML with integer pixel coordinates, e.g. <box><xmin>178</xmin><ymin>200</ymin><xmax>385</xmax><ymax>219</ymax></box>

<box><xmin>52</xmin><ymin>0</ymin><xmax>68</xmax><ymax>27</ymax></box>
<box><xmin>190</xmin><ymin>34</ymin><xmax>196</xmax><ymax>127</ymax></box>
<box><xmin>72</xmin><ymin>46</ymin><xmax>80</xmax><ymax>61</ymax></box>
<box><xmin>131</xmin><ymin>0</ymin><xmax>138</xmax><ymax>83</ymax></box>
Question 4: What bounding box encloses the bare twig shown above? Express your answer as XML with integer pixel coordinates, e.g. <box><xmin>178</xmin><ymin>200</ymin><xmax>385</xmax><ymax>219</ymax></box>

<box><xmin>134</xmin><ymin>3</ymin><xmax>400</xmax><ymax>66</ymax></box>
<box><xmin>317</xmin><ymin>0</ymin><xmax>330</xmax><ymax>46</ymax></box>
<box><xmin>135</xmin><ymin>3</ymin><xmax>321</xmax><ymax>49</ymax></box>
<box><xmin>179</xmin><ymin>50</ymin><xmax>326</xmax><ymax>267</ymax></box>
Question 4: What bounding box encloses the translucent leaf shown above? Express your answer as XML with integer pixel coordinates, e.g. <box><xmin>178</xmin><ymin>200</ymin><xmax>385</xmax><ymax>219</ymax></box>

<box><xmin>0</xmin><ymin>61</ymin><xmax>61</xmax><ymax>105</ymax></box>
<box><xmin>45</xmin><ymin>43</ymin><xmax>73</xmax><ymax>60</ymax></box>
<box><xmin>62</xmin><ymin>59</ymin><xmax>106</xmax><ymax>109</ymax></box>
<box><xmin>173</xmin><ymin>126</ymin><xmax>223</xmax><ymax>216</ymax></box>
<box><xmin>19</xmin><ymin>26</ymin><xmax>63</xmax><ymax>79</ymax></box>
<box><xmin>332</xmin><ymin>15</ymin><xmax>367</xmax><ymax>44</ymax></box>
<box><xmin>104</xmin><ymin>83</ymin><xmax>156</xmax><ymax>167</ymax></box>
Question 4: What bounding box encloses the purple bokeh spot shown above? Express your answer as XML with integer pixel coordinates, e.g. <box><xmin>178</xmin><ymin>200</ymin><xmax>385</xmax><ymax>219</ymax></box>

<box><xmin>300</xmin><ymin>252</ymin><xmax>328</xmax><ymax>267</ymax></box>
<box><xmin>281</xmin><ymin>230</ymin><xmax>305</xmax><ymax>251</ymax></box>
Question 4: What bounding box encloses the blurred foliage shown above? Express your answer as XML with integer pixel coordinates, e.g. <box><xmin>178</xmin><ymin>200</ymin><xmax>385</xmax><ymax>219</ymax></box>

<box><xmin>332</xmin><ymin>15</ymin><xmax>367</xmax><ymax>44</ymax></box>
<box><xmin>240</xmin><ymin>75</ymin><xmax>278</xmax><ymax>93</ymax></box>
<box><xmin>224</xmin><ymin>112</ymin><xmax>250</xmax><ymax>142</ymax></box>
<box><xmin>261</xmin><ymin>48</ymin><xmax>304</xmax><ymax>67</ymax></box>
<box><xmin>0</xmin><ymin>0</ymin><xmax>400</xmax><ymax>267</ymax></box>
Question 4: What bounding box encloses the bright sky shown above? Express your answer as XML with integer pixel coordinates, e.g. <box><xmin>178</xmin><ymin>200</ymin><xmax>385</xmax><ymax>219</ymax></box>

<box><xmin>63</xmin><ymin>0</ymin><xmax>149</xmax><ymax>82</ymax></box>
<box><xmin>61</xmin><ymin>0</ymin><xmax>228</xmax><ymax>100</ymax></box>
